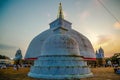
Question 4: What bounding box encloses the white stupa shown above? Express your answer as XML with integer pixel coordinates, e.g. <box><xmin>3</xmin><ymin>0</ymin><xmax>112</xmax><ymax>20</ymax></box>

<box><xmin>28</xmin><ymin>3</ymin><xmax>93</xmax><ymax>80</ymax></box>
<box><xmin>14</xmin><ymin>49</ymin><xmax>22</xmax><ymax>60</ymax></box>
<box><xmin>25</xmin><ymin>3</ymin><xmax>96</xmax><ymax>61</ymax></box>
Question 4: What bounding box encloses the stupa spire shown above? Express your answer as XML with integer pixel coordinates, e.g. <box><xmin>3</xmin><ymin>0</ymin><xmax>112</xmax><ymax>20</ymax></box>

<box><xmin>57</xmin><ymin>2</ymin><xmax>64</xmax><ymax>19</ymax></box>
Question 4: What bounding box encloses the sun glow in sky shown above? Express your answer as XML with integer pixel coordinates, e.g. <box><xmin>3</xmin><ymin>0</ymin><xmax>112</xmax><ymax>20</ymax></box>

<box><xmin>0</xmin><ymin>0</ymin><xmax>120</xmax><ymax>58</ymax></box>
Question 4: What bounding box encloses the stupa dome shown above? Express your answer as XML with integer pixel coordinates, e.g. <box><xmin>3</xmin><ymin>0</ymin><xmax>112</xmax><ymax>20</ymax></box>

<box><xmin>25</xmin><ymin>28</ymin><xmax>95</xmax><ymax>59</ymax></box>
<box><xmin>25</xmin><ymin>2</ymin><xmax>96</xmax><ymax>60</ymax></box>
<box><xmin>25</xmin><ymin>27</ymin><xmax>95</xmax><ymax>60</ymax></box>
<box><xmin>41</xmin><ymin>34</ymin><xmax>80</xmax><ymax>56</ymax></box>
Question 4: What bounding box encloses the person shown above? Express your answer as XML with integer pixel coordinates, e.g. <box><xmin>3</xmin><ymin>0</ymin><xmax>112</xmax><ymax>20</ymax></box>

<box><xmin>114</xmin><ymin>63</ymin><xmax>118</xmax><ymax>67</ymax></box>
<box><xmin>114</xmin><ymin>66</ymin><xmax>118</xmax><ymax>73</ymax></box>
<box><xmin>1</xmin><ymin>64</ymin><xmax>7</xmax><ymax>69</ymax></box>
<box><xmin>13</xmin><ymin>64</ymin><xmax>17</xmax><ymax>70</ymax></box>
<box><xmin>16</xmin><ymin>65</ymin><xmax>19</xmax><ymax>70</ymax></box>
<box><xmin>107</xmin><ymin>60</ymin><xmax>112</xmax><ymax>67</ymax></box>
<box><xmin>13</xmin><ymin>64</ymin><xmax>19</xmax><ymax>70</ymax></box>
<box><xmin>116</xmin><ymin>67</ymin><xmax>120</xmax><ymax>74</ymax></box>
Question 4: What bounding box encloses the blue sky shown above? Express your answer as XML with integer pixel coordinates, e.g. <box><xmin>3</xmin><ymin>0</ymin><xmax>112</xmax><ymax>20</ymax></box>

<box><xmin>0</xmin><ymin>0</ymin><xmax>120</xmax><ymax>58</ymax></box>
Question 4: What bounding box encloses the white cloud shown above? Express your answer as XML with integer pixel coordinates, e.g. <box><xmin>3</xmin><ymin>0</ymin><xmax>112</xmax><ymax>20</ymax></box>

<box><xmin>114</xmin><ymin>22</ymin><xmax>120</xmax><ymax>30</ymax></box>
<box><xmin>93</xmin><ymin>0</ymin><xmax>101</xmax><ymax>7</ymax></box>
<box><xmin>79</xmin><ymin>10</ymin><xmax>90</xmax><ymax>21</ymax></box>
<box><xmin>0</xmin><ymin>44</ymin><xmax>17</xmax><ymax>50</ymax></box>
<box><xmin>47</xmin><ymin>13</ymin><xmax>51</xmax><ymax>17</ymax></box>
<box><xmin>97</xmin><ymin>35</ymin><xmax>112</xmax><ymax>44</ymax></box>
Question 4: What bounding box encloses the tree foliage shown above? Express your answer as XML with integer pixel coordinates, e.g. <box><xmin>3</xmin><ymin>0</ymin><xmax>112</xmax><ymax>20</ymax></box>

<box><xmin>110</xmin><ymin>53</ymin><xmax>120</xmax><ymax>63</ymax></box>
<box><xmin>0</xmin><ymin>55</ymin><xmax>10</xmax><ymax>59</ymax></box>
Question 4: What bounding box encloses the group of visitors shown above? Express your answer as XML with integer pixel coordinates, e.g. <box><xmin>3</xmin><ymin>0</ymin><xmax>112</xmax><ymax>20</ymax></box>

<box><xmin>113</xmin><ymin>63</ymin><xmax>120</xmax><ymax>74</ymax></box>
<box><xmin>13</xmin><ymin>64</ymin><xmax>20</xmax><ymax>70</ymax></box>
<box><xmin>13</xmin><ymin>63</ymin><xmax>31</xmax><ymax>70</ymax></box>
<box><xmin>0</xmin><ymin>63</ymin><xmax>31</xmax><ymax>71</ymax></box>
<box><xmin>0</xmin><ymin>64</ymin><xmax>7</xmax><ymax>69</ymax></box>
<box><xmin>114</xmin><ymin>66</ymin><xmax>120</xmax><ymax>74</ymax></box>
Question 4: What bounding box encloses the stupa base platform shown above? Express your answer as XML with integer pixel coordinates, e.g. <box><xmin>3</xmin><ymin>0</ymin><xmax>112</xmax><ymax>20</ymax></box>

<box><xmin>29</xmin><ymin>73</ymin><xmax>93</xmax><ymax>80</ymax></box>
<box><xmin>28</xmin><ymin>55</ymin><xmax>93</xmax><ymax>80</ymax></box>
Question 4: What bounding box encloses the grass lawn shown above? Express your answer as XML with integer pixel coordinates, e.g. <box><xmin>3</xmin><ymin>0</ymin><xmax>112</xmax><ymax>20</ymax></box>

<box><xmin>0</xmin><ymin>67</ymin><xmax>120</xmax><ymax>80</ymax></box>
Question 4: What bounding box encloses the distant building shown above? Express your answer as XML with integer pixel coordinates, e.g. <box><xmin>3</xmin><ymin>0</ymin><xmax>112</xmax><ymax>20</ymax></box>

<box><xmin>0</xmin><ymin>59</ymin><xmax>13</xmax><ymax>64</ymax></box>
<box><xmin>14</xmin><ymin>48</ymin><xmax>22</xmax><ymax>60</ymax></box>
<box><xmin>14</xmin><ymin>49</ymin><xmax>22</xmax><ymax>65</ymax></box>
<box><xmin>96</xmin><ymin>47</ymin><xmax>106</xmax><ymax>66</ymax></box>
<box><xmin>96</xmin><ymin>47</ymin><xmax>104</xmax><ymax>58</ymax></box>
